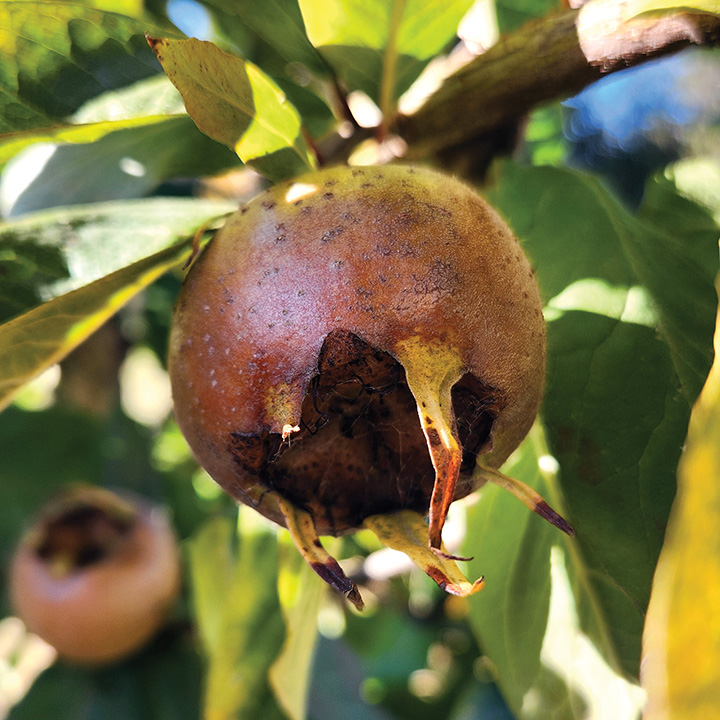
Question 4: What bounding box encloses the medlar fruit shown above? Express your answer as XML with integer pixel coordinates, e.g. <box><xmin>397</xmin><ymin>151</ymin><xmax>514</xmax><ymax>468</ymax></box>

<box><xmin>169</xmin><ymin>164</ymin><xmax>571</xmax><ymax>608</ymax></box>
<box><xmin>10</xmin><ymin>486</ymin><xmax>181</xmax><ymax>664</ymax></box>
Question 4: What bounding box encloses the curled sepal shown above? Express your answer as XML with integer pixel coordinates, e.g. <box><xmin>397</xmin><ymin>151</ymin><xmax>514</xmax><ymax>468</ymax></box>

<box><xmin>274</xmin><ymin>494</ymin><xmax>364</xmax><ymax>610</ymax></box>
<box><xmin>394</xmin><ymin>337</ymin><xmax>465</xmax><ymax>554</ymax></box>
<box><xmin>474</xmin><ymin>464</ymin><xmax>575</xmax><ymax>537</ymax></box>
<box><xmin>363</xmin><ymin>510</ymin><xmax>485</xmax><ymax>597</ymax></box>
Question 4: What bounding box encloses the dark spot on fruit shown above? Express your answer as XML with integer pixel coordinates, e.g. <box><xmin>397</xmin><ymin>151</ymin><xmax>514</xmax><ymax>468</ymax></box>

<box><xmin>323</xmin><ymin>192</ymin><xmax>334</xmax><ymax>200</ymax></box>
<box><xmin>262</xmin><ymin>200</ymin><xmax>277</xmax><ymax>210</ymax></box>
<box><xmin>321</xmin><ymin>226</ymin><xmax>345</xmax><ymax>242</ymax></box>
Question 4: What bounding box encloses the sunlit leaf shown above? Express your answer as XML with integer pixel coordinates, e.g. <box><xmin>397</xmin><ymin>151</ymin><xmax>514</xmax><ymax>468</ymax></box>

<box><xmin>1</xmin><ymin>117</ymin><xmax>238</xmax><ymax>215</ymax></box>
<box><xmin>465</xmin><ymin>426</ymin><xmax>646</xmax><ymax>719</ymax></box>
<box><xmin>625</xmin><ymin>0</ymin><xmax>720</xmax><ymax>18</ymax></box>
<box><xmin>643</xmin><ymin>265</ymin><xmax>720</xmax><ymax>719</ymax></box>
<box><xmin>664</xmin><ymin>155</ymin><xmax>720</xmax><ymax>222</ymax></box>
<box><xmin>298</xmin><ymin>0</ymin><xmax>473</xmax><ymax>108</ymax></box>
<box><xmin>269</xmin><ymin>534</ymin><xmax>327</xmax><ymax>720</ymax></box>
<box><xmin>201</xmin><ymin>0</ymin><xmax>329</xmax><ymax>77</ymax></box>
<box><xmin>0</xmin><ymin>241</ymin><xmax>189</xmax><ymax>413</ymax></box>
<box><xmin>0</xmin><ymin>116</ymin><xmax>173</xmax><ymax>174</ymax></box>
<box><xmin>0</xmin><ymin>2</ymin><xmax>169</xmax><ymax>133</ymax></box>
<box><xmin>199</xmin><ymin>0</ymin><xmax>336</xmax><ymax>139</ymax></box>
<box><xmin>0</xmin><ymin>197</ymin><xmax>236</xmax><ymax>322</ymax></box>
<box><xmin>148</xmin><ymin>36</ymin><xmax>316</xmax><ymax>181</ymax></box>
<box><xmin>484</xmin><ymin>162</ymin><xmax>718</xmax><ymax>681</ymax></box>
<box><xmin>188</xmin><ymin>511</ymin><xmax>287</xmax><ymax>720</ymax></box>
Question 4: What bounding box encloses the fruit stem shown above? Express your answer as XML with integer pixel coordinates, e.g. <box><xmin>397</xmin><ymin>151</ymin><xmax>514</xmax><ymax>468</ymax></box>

<box><xmin>474</xmin><ymin>464</ymin><xmax>575</xmax><ymax>537</ymax></box>
<box><xmin>274</xmin><ymin>494</ymin><xmax>364</xmax><ymax>610</ymax></box>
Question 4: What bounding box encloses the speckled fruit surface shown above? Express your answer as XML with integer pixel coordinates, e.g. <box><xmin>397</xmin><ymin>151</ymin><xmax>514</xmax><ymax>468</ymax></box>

<box><xmin>169</xmin><ymin>164</ymin><xmax>545</xmax><ymax>544</ymax></box>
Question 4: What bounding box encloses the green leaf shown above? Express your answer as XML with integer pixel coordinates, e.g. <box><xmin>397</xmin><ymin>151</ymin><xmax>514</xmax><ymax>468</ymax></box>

<box><xmin>625</xmin><ymin>0</ymin><xmax>720</xmax><ymax>19</ymax></box>
<box><xmin>269</xmin><ymin>534</ymin><xmax>327</xmax><ymax>720</ymax></box>
<box><xmin>148</xmin><ymin>36</ymin><xmax>316</xmax><ymax>181</ymax></box>
<box><xmin>9</xmin><ymin>631</ymin><xmax>203</xmax><ymax>720</ymax></box>
<box><xmin>643</xmin><ymin>265</ymin><xmax>720</xmax><ymax>719</ymax></box>
<box><xmin>495</xmin><ymin>0</ymin><xmax>560</xmax><ymax>34</ymax></box>
<box><xmin>2</xmin><ymin>117</ymin><xmax>238</xmax><ymax>215</ymax></box>
<box><xmin>188</xmin><ymin>511</ymin><xmax>288</xmax><ymax>720</ymax></box>
<box><xmin>200</xmin><ymin>1</ymin><xmax>336</xmax><ymax>139</ymax></box>
<box><xmin>488</xmin><ymin>162</ymin><xmax>717</xmax><ymax>403</ymax></box>
<box><xmin>0</xmin><ymin>240</ymin><xmax>188</xmax><ymax>413</ymax></box>
<box><xmin>201</xmin><ymin>0</ymin><xmax>329</xmax><ymax>78</ymax></box>
<box><xmin>464</xmin><ymin>427</ymin><xmax>646</xmax><ymax>719</ymax></box>
<box><xmin>0</xmin><ymin>116</ymin><xmax>170</xmax><ymax>174</ymax></box>
<box><xmin>0</xmin><ymin>2</ymin><xmax>170</xmax><ymax>133</ymax></box>
<box><xmin>482</xmin><ymin>162</ymin><xmax>718</xmax><ymax>682</ymax></box>
<box><xmin>0</xmin><ymin>197</ymin><xmax>235</xmax><ymax>322</ymax></box>
<box><xmin>0</xmin><ymin>75</ymin><xmax>192</xmax><ymax>173</ymax></box>
<box><xmin>664</xmin><ymin>155</ymin><xmax>720</xmax><ymax>223</ymax></box>
<box><xmin>298</xmin><ymin>0</ymin><xmax>473</xmax><ymax>109</ymax></box>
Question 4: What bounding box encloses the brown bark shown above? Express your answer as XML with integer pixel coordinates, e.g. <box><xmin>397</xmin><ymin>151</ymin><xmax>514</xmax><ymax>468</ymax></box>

<box><xmin>395</xmin><ymin>0</ymin><xmax>720</xmax><ymax>160</ymax></box>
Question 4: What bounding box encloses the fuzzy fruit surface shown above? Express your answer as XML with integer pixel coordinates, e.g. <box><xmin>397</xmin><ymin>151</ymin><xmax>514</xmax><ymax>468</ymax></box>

<box><xmin>169</xmin><ymin>164</ymin><xmax>545</xmax><ymax>536</ymax></box>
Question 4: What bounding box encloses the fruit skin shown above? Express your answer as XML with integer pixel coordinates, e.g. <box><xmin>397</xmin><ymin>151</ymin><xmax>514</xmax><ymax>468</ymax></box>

<box><xmin>10</xmin><ymin>486</ymin><xmax>181</xmax><ymax>665</ymax></box>
<box><xmin>169</xmin><ymin>164</ymin><xmax>545</xmax><ymax>540</ymax></box>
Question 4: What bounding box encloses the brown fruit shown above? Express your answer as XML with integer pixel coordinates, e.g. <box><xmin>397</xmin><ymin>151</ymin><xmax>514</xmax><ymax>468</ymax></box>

<box><xmin>10</xmin><ymin>486</ymin><xmax>181</xmax><ymax>664</ymax></box>
<box><xmin>169</xmin><ymin>164</ymin><xmax>571</xmax><ymax>606</ymax></box>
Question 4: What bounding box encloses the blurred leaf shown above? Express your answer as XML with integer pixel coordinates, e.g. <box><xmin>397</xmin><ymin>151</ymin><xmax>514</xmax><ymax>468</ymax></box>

<box><xmin>464</xmin><ymin>435</ymin><xmax>555</xmax><ymax>714</ymax></box>
<box><xmin>484</xmin><ymin>162</ymin><xmax>718</xmax><ymax>680</ymax></box>
<box><xmin>0</xmin><ymin>240</ymin><xmax>189</xmax><ymax>413</ymax></box>
<box><xmin>643</xmin><ymin>265</ymin><xmax>720</xmax><ymax>719</ymax></box>
<box><xmin>494</xmin><ymin>0</ymin><xmax>560</xmax><ymax>33</ymax></box>
<box><xmin>0</xmin><ymin>2</ymin><xmax>170</xmax><ymax>133</ymax></box>
<box><xmin>626</xmin><ymin>0</ymin><xmax>720</xmax><ymax>18</ymax></box>
<box><xmin>465</xmin><ymin>427</ymin><xmax>646</xmax><ymax>719</ymax></box>
<box><xmin>664</xmin><ymin>155</ymin><xmax>720</xmax><ymax>223</ymax></box>
<box><xmin>298</xmin><ymin>0</ymin><xmax>472</xmax><ymax>108</ymax></box>
<box><xmin>149</xmin><ymin>36</ymin><xmax>316</xmax><ymax>181</ymax></box>
<box><xmin>188</xmin><ymin>510</ymin><xmax>288</xmax><ymax>720</ymax></box>
<box><xmin>0</xmin><ymin>115</ymin><xmax>171</xmax><ymax>174</ymax></box>
<box><xmin>0</xmin><ymin>197</ymin><xmax>236</xmax><ymax>321</ymax></box>
<box><xmin>0</xmin><ymin>75</ymin><xmax>191</xmax><ymax>174</ymax></box>
<box><xmin>2</xmin><ymin>117</ymin><xmax>238</xmax><ymax>215</ymax></box>
<box><xmin>269</xmin><ymin>534</ymin><xmax>327</xmax><ymax>720</ymax></box>
<box><xmin>9</xmin><ymin>629</ymin><xmax>203</xmax><ymax>720</ymax></box>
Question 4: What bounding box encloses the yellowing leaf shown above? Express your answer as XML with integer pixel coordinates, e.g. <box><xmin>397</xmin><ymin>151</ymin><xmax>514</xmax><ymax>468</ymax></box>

<box><xmin>643</xmin><ymin>252</ymin><xmax>720</xmax><ymax>718</ymax></box>
<box><xmin>269</xmin><ymin>535</ymin><xmax>327</xmax><ymax>720</ymax></box>
<box><xmin>625</xmin><ymin>0</ymin><xmax>720</xmax><ymax>18</ymax></box>
<box><xmin>0</xmin><ymin>242</ymin><xmax>189</xmax><ymax>412</ymax></box>
<box><xmin>298</xmin><ymin>0</ymin><xmax>473</xmax><ymax>108</ymax></box>
<box><xmin>148</xmin><ymin>36</ymin><xmax>316</xmax><ymax>182</ymax></box>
